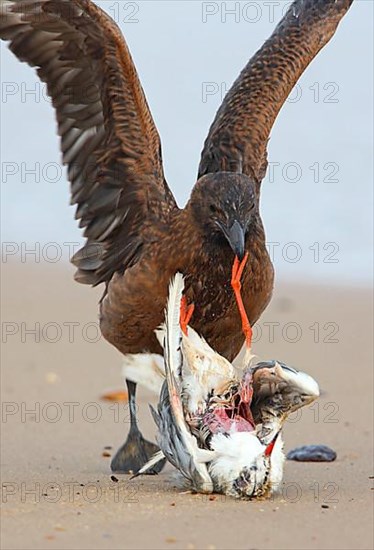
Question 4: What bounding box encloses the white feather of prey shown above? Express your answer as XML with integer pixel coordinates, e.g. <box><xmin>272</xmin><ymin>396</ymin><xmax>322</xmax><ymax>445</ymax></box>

<box><xmin>170</xmin><ymin>433</ymin><xmax>285</xmax><ymax>494</ymax></box>
<box><xmin>126</xmin><ymin>273</ymin><xmax>319</xmax><ymax>498</ymax></box>
<box><xmin>164</xmin><ymin>272</ymin><xmax>184</xmax><ymax>379</ymax></box>
<box><xmin>160</xmin><ymin>273</ymin><xmax>215</xmax><ymax>491</ymax></box>
<box><xmin>122</xmin><ymin>327</ymin><xmax>258</xmax><ymax>397</ymax></box>
<box><xmin>209</xmin><ymin>431</ymin><xmax>285</xmax><ymax>496</ymax></box>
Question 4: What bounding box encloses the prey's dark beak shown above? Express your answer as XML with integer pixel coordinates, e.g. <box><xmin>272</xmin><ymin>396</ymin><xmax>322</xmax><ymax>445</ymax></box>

<box><xmin>223</xmin><ymin>220</ymin><xmax>245</xmax><ymax>261</ymax></box>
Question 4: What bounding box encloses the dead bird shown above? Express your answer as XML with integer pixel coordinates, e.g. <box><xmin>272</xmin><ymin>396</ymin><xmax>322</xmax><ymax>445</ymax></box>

<box><xmin>134</xmin><ymin>274</ymin><xmax>319</xmax><ymax>499</ymax></box>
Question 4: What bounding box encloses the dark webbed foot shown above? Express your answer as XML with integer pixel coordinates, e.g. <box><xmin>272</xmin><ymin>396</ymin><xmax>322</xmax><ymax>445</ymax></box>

<box><xmin>111</xmin><ymin>427</ymin><xmax>166</xmax><ymax>474</ymax></box>
<box><xmin>111</xmin><ymin>379</ymin><xmax>166</xmax><ymax>474</ymax></box>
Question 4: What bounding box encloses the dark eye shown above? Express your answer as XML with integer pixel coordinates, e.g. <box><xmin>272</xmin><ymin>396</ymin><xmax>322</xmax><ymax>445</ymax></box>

<box><xmin>209</xmin><ymin>205</ymin><xmax>217</xmax><ymax>213</ymax></box>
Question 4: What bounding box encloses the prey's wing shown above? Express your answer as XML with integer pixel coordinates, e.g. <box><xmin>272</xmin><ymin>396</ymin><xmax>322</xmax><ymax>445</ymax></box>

<box><xmin>146</xmin><ymin>274</ymin><xmax>214</xmax><ymax>493</ymax></box>
<box><xmin>151</xmin><ymin>384</ymin><xmax>213</xmax><ymax>493</ymax></box>
<box><xmin>198</xmin><ymin>0</ymin><xmax>353</xmax><ymax>188</ymax></box>
<box><xmin>251</xmin><ymin>361</ymin><xmax>319</xmax><ymax>443</ymax></box>
<box><xmin>181</xmin><ymin>326</ymin><xmax>237</xmax><ymax>413</ymax></box>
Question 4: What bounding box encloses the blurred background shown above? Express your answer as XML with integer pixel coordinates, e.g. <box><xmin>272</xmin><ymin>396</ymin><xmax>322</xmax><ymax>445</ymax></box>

<box><xmin>1</xmin><ymin>0</ymin><xmax>373</xmax><ymax>285</ymax></box>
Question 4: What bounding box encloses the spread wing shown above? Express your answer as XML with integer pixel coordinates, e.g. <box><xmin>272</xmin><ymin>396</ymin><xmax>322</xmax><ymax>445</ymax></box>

<box><xmin>0</xmin><ymin>0</ymin><xmax>177</xmax><ymax>285</ymax></box>
<box><xmin>198</xmin><ymin>0</ymin><xmax>354</xmax><ymax>187</ymax></box>
<box><xmin>150</xmin><ymin>274</ymin><xmax>214</xmax><ymax>492</ymax></box>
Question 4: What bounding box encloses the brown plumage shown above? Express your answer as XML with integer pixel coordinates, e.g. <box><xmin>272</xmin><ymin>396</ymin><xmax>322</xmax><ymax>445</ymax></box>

<box><xmin>0</xmin><ymin>0</ymin><xmax>353</xmax><ymax>471</ymax></box>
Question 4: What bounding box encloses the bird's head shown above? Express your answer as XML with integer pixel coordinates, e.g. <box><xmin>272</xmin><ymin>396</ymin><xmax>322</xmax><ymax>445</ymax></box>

<box><xmin>208</xmin><ymin>431</ymin><xmax>283</xmax><ymax>499</ymax></box>
<box><xmin>188</xmin><ymin>172</ymin><xmax>259</xmax><ymax>261</ymax></box>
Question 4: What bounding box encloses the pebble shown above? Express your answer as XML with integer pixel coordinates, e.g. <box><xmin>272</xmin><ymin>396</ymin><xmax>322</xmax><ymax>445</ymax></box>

<box><xmin>45</xmin><ymin>372</ymin><xmax>59</xmax><ymax>384</ymax></box>
<box><xmin>287</xmin><ymin>445</ymin><xmax>337</xmax><ymax>462</ymax></box>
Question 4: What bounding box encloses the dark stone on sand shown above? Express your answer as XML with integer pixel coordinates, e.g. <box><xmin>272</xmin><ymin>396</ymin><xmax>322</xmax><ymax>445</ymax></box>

<box><xmin>286</xmin><ymin>445</ymin><xmax>337</xmax><ymax>462</ymax></box>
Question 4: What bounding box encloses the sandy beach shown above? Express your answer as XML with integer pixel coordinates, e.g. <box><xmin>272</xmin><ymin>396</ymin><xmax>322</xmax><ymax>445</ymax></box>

<box><xmin>1</xmin><ymin>261</ymin><xmax>373</xmax><ymax>550</ymax></box>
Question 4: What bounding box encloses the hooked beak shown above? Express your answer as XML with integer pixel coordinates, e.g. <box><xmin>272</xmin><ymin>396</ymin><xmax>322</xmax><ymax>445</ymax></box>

<box><xmin>219</xmin><ymin>220</ymin><xmax>245</xmax><ymax>261</ymax></box>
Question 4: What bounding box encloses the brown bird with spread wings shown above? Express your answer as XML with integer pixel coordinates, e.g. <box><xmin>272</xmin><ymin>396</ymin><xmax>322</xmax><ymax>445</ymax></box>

<box><xmin>0</xmin><ymin>0</ymin><xmax>353</xmax><ymax>473</ymax></box>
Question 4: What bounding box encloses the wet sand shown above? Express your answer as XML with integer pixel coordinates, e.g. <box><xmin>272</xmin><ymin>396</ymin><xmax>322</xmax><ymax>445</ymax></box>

<box><xmin>1</xmin><ymin>262</ymin><xmax>373</xmax><ymax>550</ymax></box>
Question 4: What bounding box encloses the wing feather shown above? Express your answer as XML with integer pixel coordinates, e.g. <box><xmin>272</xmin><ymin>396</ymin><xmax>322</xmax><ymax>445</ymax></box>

<box><xmin>0</xmin><ymin>0</ymin><xmax>177</xmax><ymax>284</ymax></box>
<box><xmin>153</xmin><ymin>274</ymin><xmax>214</xmax><ymax>493</ymax></box>
<box><xmin>198</xmin><ymin>0</ymin><xmax>354</xmax><ymax>186</ymax></box>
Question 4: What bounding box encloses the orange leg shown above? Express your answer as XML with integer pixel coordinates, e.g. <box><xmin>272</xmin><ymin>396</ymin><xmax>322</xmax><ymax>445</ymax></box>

<box><xmin>231</xmin><ymin>252</ymin><xmax>252</xmax><ymax>348</ymax></box>
<box><xmin>180</xmin><ymin>295</ymin><xmax>195</xmax><ymax>336</ymax></box>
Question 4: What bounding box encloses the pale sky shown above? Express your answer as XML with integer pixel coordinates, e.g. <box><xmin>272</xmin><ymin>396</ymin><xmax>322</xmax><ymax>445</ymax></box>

<box><xmin>1</xmin><ymin>0</ymin><xmax>373</xmax><ymax>284</ymax></box>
